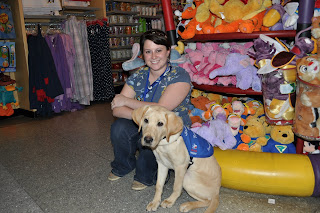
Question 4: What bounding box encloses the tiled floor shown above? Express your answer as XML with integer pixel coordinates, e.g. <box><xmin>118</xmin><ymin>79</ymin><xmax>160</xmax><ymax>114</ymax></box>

<box><xmin>0</xmin><ymin>102</ymin><xmax>319</xmax><ymax>213</ymax></box>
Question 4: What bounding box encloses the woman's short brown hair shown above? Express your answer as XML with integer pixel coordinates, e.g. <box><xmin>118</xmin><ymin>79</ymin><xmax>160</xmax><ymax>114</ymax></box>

<box><xmin>140</xmin><ymin>29</ymin><xmax>170</xmax><ymax>51</ymax></box>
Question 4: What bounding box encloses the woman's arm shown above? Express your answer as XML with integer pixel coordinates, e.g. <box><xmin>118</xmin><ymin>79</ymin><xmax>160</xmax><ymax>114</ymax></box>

<box><xmin>112</xmin><ymin>82</ymin><xmax>191</xmax><ymax>119</ymax></box>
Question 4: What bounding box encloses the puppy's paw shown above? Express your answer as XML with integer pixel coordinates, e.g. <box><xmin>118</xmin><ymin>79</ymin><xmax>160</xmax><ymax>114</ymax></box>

<box><xmin>160</xmin><ymin>199</ymin><xmax>175</xmax><ymax>208</ymax></box>
<box><xmin>146</xmin><ymin>200</ymin><xmax>160</xmax><ymax>211</ymax></box>
<box><xmin>179</xmin><ymin>202</ymin><xmax>192</xmax><ymax>212</ymax></box>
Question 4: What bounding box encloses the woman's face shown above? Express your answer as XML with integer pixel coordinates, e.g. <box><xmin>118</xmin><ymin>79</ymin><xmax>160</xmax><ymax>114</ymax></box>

<box><xmin>143</xmin><ymin>39</ymin><xmax>170</xmax><ymax>73</ymax></box>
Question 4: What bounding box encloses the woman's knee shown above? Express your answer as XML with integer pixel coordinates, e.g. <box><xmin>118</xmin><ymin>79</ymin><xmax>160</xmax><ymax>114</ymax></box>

<box><xmin>111</xmin><ymin>118</ymin><xmax>138</xmax><ymax>141</ymax></box>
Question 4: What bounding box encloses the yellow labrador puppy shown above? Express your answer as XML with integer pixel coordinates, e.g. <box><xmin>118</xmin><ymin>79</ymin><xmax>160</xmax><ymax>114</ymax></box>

<box><xmin>132</xmin><ymin>105</ymin><xmax>221</xmax><ymax>213</ymax></box>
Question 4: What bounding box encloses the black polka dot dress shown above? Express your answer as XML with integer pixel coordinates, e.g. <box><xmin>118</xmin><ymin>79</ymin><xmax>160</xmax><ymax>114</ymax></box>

<box><xmin>87</xmin><ymin>21</ymin><xmax>115</xmax><ymax>101</ymax></box>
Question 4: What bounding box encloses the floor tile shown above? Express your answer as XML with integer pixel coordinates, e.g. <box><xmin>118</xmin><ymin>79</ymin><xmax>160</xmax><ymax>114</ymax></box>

<box><xmin>0</xmin><ymin>163</ymin><xmax>43</xmax><ymax>213</ymax></box>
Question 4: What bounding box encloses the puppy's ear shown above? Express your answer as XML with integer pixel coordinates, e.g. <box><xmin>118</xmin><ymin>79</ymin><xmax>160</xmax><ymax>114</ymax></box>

<box><xmin>132</xmin><ymin>105</ymin><xmax>150</xmax><ymax>132</ymax></box>
<box><xmin>165</xmin><ymin>112</ymin><xmax>183</xmax><ymax>142</ymax></box>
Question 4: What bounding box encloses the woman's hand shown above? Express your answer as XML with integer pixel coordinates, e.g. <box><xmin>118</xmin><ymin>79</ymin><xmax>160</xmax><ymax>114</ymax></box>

<box><xmin>111</xmin><ymin>94</ymin><xmax>128</xmax><ymax>110</ymax></box>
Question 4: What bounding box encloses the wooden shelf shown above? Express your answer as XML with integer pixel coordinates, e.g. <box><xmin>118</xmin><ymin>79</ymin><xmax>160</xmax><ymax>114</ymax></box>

<box><xmin>192</xmin><ymin>83</ymin><xmax>262</xmax><ymax>96</ymax></box>
<box><xmin>186</xmin><ymin>30</ymin><xmax>296</xmax><ymax>42</ymax></box>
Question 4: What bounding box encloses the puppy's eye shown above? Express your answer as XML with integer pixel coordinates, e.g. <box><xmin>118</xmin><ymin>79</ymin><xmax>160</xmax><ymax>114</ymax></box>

<box><xmin>157</xmin><ymin>122</ymin><xmax>163</xmax><ymax>127</ymax></box>
<box><xmin>144</xmin><ymin>118</ymin><xmax>148</xmax><ymax>123</ymax></box>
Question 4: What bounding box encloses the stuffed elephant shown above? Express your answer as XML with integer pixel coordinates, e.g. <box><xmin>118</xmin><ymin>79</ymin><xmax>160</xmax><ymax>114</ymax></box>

<box><xmin>209</xmin><ymin>53</ymin><xmax>261</xmax><ymax>91</ymax></box>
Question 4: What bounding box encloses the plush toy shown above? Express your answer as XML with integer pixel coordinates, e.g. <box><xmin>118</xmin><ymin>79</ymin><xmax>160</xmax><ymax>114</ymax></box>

<box><xmin>303</xmin><ymin>141</ymin><xmax>320</xmax><ymax>155</ymax></box>
<box><xmin>0</xmin><ymin>73</ymin><xmax>16</xmax><ymax>86</ymax></box>
<box><xmin>294</xmin><ymin>94</ymin><xmax>320</xmax><ymax>140</ymax></box>
<box><xmin>263</xmin><ymin>2</ymin><xmax>299</xmax><ymax>31</ymax></box>
<box><xmin>262</xmin><ymin>125</ymin><xmax>296</xmax><ymax>154</ymax></box>
<box><xmin>203</xmin><ymin>92</ymin><xmax>223</xmax><ymax>103</ymax></box>
<box><xmin>191</xmin><ymin>88</ymin><xmax>204</xmax><ymax>98</ymax></box>
<box><xmin>209</xmin><ymin>53</ymin><xmax>261</xmax><ymax>91</ymax></box>
<box><xmin>190</xmin><ymin>95</ymin><xmax>212</xmax><ymax>111</ymax></box>
<box><xmin>235</xmin><ymin>115</ymin><xmax>270</xmax><ymax>152</ymax></box>
<box><xmin>296</xmin><ymin>55</ymin><xmax>320</xmax><ymax>85</ymax></box>
<box><xmin>0</xmin><ymin>85</ymin><xmax>22</xmax><ymax>109</ymax></box>
<box><xmin>180</xmin><ymin>43</ymin><xmax>220</xmax><ymax>85</ymax></box>
<box><xmin>177</xmin><ymin>0</ymin><xmax>218</xmax><ymax>39</ymax></box>
<box><xmin>0</xmin><ymin>103</ymin><xmax>14</xmax><ymax>116</ymax></box>
<box><xmin>227</xmin><ymin>114</ymin><xmax>244</xmax><ymax>136</ymax></box>
<box><xmin>239</xmin><ymin>10</ymin><xmax>269</xmax><ymax>33</ymax></box>
<box><xmin>191</xmin><ymin>105</ymin><xmax>237</xmax><ymax>150</ymax></box>
<box><xmin>311</xmin><ymin>16</ymin><xmax>320</xmax><ymax>55</ymax></box>
<box><xmin>209</xmin><ymin>0</ymin><xmax>270</xmax><ymax>23</ymax></box>
<box><xmin>174</xmin><ymin>0</ymin><xmax>194</xmax><ymax>38</ymax></box>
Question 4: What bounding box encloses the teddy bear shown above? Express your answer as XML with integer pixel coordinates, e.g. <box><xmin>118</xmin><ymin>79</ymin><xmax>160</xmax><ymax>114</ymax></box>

<box><xmin>262</xmin><ymin>125</ymin><xmax>296</xmax><ymax>154</ymax></box>
<box><xmin>191</xmin><ymin>104</ymin><xmax>237</xmax><ymax>150</ymax></box>
<box><xmin>209</xmin><ymin>53</ymin><xmax>261</xmax><ymax>91</ymax></box>
<box><xmin>234</xmin><ymin>115</ymin><xmax>270</xmax><ymax>152</ymax></box>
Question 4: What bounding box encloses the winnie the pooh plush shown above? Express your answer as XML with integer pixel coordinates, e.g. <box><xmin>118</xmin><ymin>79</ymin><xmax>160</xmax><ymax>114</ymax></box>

<box><xmin>236</xmin><ymin>115</ymin><xmax>270</xmax><ymax>151</ymax></box>
<box><xmin>234</xmin><ymin>115</ymin><xmax>270</xmax><ymax>151</ymax></box>
<box><xmin>262</xmin><ymin>125</ymin><xmax>296</xmax><ymax>154</ymax></box>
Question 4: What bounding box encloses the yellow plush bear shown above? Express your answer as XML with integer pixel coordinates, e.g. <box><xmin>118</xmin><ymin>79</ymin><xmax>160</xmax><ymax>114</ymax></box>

<box><xmin>209</xmin><ymin>0</ymin><xmax>271</xmax><ymax>23</ymax></box>
<box><xmin>262</xmin><ymin>125</ymin><xmax>296</xmax><ymax>153</ymax></box>
<box><xmin>238</xmin><ymin>115</ymin><xmax>270</xmax><ymax>152</ymax></box>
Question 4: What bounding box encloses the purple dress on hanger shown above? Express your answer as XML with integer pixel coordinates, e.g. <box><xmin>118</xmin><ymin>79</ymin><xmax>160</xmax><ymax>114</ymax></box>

<box><xmin>45</xmin><ymin>33</ymin><xmax>84</xmax><ymax>113</ymax></box>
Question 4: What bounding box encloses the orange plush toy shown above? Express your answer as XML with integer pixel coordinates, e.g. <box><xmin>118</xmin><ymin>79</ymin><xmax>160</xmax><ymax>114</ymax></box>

<box><xmin>239</xmin><ymin>10</ymin><xmax>269</xmax><ymax>33</ymax></box>
<box><xmin>213</xmin><ymin>19</ymin><xmax>242</xmax><ymax>33</ymax></box>
<box><xmin>178</xmin><ymin>0</ymin><xmax>219</xmax><ymax>39</ymax></box>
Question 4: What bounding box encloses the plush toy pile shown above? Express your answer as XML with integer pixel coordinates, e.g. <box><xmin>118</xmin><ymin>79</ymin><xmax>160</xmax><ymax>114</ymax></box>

<box><xmin>178</xmin><ymin>41</ymin><xmax>263</xmax><ymax>91</ymax></box>
<box><xmin>175</xmin><ymin>0</ymin><xmax>302</xmax><ymax>40</ymax></box>
<box><xmin>188</xmin><ymin>89</ymin><xmax>296</xmax><ymax>154</ymax></box>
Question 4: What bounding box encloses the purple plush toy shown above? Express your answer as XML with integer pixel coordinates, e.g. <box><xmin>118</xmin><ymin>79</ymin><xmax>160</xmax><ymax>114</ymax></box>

<box><xmin>209</xmin><ymin>53</ymin><xmax>261</xmax><ymax>91</ymax></box>
<box><xmin>191</xmin><ymin>112</ymin><xmax>236</xmax><ymax>150</ymax></box>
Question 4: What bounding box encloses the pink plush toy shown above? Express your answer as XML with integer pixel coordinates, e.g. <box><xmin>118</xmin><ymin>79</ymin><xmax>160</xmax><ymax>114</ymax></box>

<box><xmin>229</xmin><ymin>42</ymin><xmax>254</xmax><ymax>55</ymax></box>
<box><xmin>209</xmin><ymin>53</ymin><xmax>262</xmax><ymax>91</ymax></box>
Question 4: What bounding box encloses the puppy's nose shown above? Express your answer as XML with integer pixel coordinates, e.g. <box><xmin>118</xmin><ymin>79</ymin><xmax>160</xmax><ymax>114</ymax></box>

<box><xmin>144</xmin><ymin>136</ymin><xmax>153</xmax><ymax>144</ymax></box>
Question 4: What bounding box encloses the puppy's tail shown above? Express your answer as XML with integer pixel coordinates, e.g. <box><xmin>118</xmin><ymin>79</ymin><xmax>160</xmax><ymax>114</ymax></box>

<box><xmin>205</xmin><ymin>193</ymin><xmax>219</xmax><ymax>213</ymax></box>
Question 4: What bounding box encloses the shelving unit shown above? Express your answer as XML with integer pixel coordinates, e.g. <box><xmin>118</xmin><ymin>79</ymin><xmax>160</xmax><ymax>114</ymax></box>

<box><xmin>106</xmin><ymin>0</ymin><xmax>163</xmax><ymax>84</ymax></box>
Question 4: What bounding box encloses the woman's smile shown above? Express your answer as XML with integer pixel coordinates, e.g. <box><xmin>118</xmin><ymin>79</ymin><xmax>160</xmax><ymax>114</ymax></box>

<box><xmin>143</xmin><ymin>40</ymin><xmax>170</xmax><ymax>73</ymax></box>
